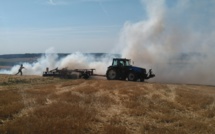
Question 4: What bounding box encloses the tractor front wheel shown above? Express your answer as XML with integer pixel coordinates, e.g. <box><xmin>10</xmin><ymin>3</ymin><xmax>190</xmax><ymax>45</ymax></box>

<box><xmin>106</xmin><ymin>69</ymin><xmax>118</xmax><ymax>80</ymax></box>
<box><xmin>128</xmin><ymin>72</ymin><xmax>137</xmax><ymax>81</ymax></box>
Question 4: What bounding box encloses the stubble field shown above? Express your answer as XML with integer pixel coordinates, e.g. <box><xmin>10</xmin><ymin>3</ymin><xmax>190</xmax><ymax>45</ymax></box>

<box><xmin>0</xmin><ymin>75</ymin><xmax>215</xmax><ymax>134</ymax></box>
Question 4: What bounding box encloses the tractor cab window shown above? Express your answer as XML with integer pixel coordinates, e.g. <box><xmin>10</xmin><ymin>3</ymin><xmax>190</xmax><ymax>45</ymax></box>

<box><xmin>119</xmin><ymin>60</ymin><xmax>125</xmax><ymax>66</ymax></box>
<box><xmin>125</xmin><ymin>60</ymin><xmax>131</xmax><ymax>66</ymax></box>
<box><xmin>112</xmin><ymin>60</ymin><xmax>118</xmax><ymax>66</ymax></box>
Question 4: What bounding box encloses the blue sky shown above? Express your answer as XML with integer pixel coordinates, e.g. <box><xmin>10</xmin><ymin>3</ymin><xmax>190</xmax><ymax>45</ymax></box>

<box><xmin>0</xmin><ymin>0</ymin><xmax>146</xmax><ymax>54</ymax></box>
<box><xmin>1</xmin><ymin>0</ymin><xmax>214</xmax><ymax>55</ymax></box>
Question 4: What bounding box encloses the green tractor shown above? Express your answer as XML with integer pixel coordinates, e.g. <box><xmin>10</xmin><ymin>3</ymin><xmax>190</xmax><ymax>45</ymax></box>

<box><xmin>106</xmin><ymin>58</ymin><xmax>155</xmax><ymax>82</ymax></box>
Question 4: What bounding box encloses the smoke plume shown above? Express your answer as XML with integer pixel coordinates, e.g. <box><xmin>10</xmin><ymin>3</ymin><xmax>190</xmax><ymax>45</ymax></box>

<box><xmin>1</xmin><ymin>0</ymin><xmax>215</xmax><ymax>85</ymax></box>
<box><xmin>117</xmin><ymin>0</ymin><xmax>215</xmax><ymax>85</ymax></box>
<box><xmin>0</xmin><ymin>47</ymin><xmax>112</xmax><ymax>76</ymax></box>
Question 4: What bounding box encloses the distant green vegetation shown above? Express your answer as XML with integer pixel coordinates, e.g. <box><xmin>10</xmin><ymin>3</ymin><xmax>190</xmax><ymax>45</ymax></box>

<box><xmin>0</xmin><ymin>58</ymin><xmax>38</xmax><ymax>66</ymax></box>
<box><xmin>0</xmin><ymin>54</ymin><xmax>41</xmax><ymax>67</ymax></box>
<box><xmin>0</xmin><ymin>54</ymin><xmax>42</xmax><ymax>59</ymax></box>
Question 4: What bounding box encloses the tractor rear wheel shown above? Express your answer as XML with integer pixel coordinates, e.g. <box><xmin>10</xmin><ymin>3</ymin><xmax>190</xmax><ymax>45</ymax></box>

<box><xmin>106</xmin><ymin>69</ymin><xmax>118</xmax><ymax>80</ymax></box>
<box><xmin>128</xmin><ymin>72</ymin><xmax>137</xmax><ymax>81</ymax></box>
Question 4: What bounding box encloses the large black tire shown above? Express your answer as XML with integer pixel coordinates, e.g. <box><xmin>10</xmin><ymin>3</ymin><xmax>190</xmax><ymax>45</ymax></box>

<box><xmin>106</xmin><ymin>69</ymin><xmax>118</xmax><ymax>80</ymax></box>
<box><xmin>128</xmin><ymin>72</ymin><xmax>137</xmax><ymax>81</ymax></box>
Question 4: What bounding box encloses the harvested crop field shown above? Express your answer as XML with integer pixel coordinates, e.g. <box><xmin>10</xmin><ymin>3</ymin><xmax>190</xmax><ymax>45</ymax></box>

<box><xmin>0</xmin><ymin>75</ymin><xmax>215</xmax><ymax>134</ymax></box>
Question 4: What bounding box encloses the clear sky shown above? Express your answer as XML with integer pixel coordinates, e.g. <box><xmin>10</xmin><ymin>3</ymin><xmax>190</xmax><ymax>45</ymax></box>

<box><xmin>0</xmin><ymin>0</ymin><xmax>147</xmax><ymax>54</ymax></box>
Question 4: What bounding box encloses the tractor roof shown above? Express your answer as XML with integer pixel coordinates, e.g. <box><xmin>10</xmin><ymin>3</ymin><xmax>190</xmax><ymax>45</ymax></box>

<box><xmin>113</xmin><ymin>58</ymin><xmax>130</xmax><ymax>61</ymax></box>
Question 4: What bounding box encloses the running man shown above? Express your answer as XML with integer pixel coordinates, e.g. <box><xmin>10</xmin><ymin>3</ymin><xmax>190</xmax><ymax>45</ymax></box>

<box><xmin>15</xmin><ymin>64</ymin><xmax>25</xmax><ymax>76</ymax></box>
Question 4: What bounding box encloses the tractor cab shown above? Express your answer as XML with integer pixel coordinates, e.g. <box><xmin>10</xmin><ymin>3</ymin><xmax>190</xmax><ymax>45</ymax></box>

<box><xmin>112</xmin><ymin>58</ymin><xmax>131</xmax><ymax>67</ymax></box>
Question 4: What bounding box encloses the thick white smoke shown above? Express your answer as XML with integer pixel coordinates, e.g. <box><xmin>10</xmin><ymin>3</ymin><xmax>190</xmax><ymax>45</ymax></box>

<box><xmin>1</xmin><ymin>0</ymin><xmax>214</xmax><ymax>85</ymax></box>
<box><xmin>0</xmin><ymin>48</ymin><xmax>59</xmax><ymax>75</ymax></box>
<box><xmin>57</xmin><ymin>52</ymin><xmax>111</xmax><ymax>74</ymax></box>
<box><xmin>0</xmin><ymin>47</ymin><xmax>112</xmax><ymax>75</ymax></box>
<box><xmin>117</xmin><ymin>0</ymin><xmax>215</xmax><ymax>85</ymax></box>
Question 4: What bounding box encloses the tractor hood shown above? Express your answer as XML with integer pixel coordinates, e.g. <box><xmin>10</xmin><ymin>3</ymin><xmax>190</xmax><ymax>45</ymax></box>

<box><xmin>129</xmin><ymin>66</ymin><xmax>146</xmax><ymax>73</ymax></box>
<box><xmin>130</xmin><ymin>66</ymin><xmax>155</xmax><ymax>79</ymax></box>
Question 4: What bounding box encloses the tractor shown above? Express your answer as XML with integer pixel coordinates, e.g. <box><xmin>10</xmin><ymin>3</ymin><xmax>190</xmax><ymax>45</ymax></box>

<box><xmin>106</xmin><ymin>58</ymin><xmax>155</xmax><ymax>82</ymax></box>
